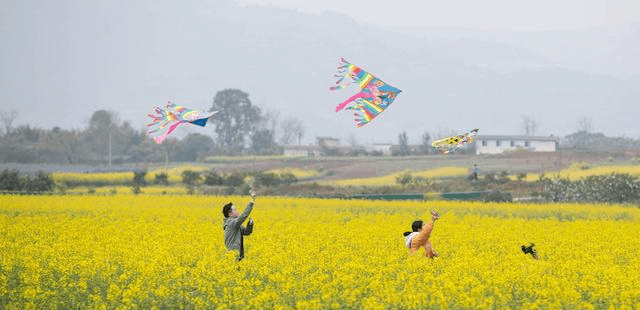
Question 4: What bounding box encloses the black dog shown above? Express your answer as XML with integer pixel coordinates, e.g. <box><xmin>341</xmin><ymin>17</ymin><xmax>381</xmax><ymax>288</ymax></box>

<box><xmin>521</xmin><ymin>243</ymin><xmax>539</xmax><ymax>259</ymax></box>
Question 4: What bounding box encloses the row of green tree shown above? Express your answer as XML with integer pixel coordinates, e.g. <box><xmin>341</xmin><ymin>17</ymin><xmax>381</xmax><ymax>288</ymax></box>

<box><xmin>133</xmin><ymin>170</ymin><xmax>297</xmax><ymax>188</ymax></box>
<box><xmin>0</xmin><ymin>170</ymin><xmax>55</xmax><ymax>193</ymax></box>
<box><xmin>181</xmin><ymin>170</ymin><xmax>298</xmax><ymax>188</ymax></box>
<box><xmin>0</xmin><ymin>89</ymin><xmax>305</xmax><ymax>164</ymax></box>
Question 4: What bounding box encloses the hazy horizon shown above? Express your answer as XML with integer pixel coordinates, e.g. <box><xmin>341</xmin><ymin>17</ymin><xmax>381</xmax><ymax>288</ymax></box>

<box><xmin>236</xmin><ymin>0</ymin><xmax>640</xmax><ymax>31</ymax></box>
<box><xmin>1</xmin><ymin>0</ymin><xmax>639</xmax><ymax>146</ymax></box>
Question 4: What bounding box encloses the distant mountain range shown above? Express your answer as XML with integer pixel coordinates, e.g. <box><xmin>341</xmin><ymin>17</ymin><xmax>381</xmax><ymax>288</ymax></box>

<box><xmin>1</xmin><ymin>0</ymin><xmax>638</xmax><ymax>145</ymax></box>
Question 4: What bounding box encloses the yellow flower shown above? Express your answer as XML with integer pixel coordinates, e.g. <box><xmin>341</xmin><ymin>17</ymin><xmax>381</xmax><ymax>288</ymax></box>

<box><xmin>1</xmin><ymin>195</ymin><xmax>639</xmax><ymax>308</ymax></box>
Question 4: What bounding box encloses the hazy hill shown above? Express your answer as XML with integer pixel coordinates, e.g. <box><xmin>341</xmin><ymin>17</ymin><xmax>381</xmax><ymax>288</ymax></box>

<box><xmin>395</xmin><ymin>22</ymin><xmax>640</xmax><ymax>78</ymax></box>
<box><xmin>1</xmin><ymin>0</ymin><xmax>638</xmax><ymax>145</ymax></box>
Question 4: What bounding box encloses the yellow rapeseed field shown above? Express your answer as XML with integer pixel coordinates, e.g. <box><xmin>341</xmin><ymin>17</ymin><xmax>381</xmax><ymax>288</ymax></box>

<box><xmin>512</xmin><ymin>164</ymin><xmax>640</xmax><ymax>182</ymax></box>
<box><xmin>266</xmin><ymin>168</ymin><xmax>323</xmax><ymax>180</ymax></box>
<box><xmin>63</xmin><ymin>186</ymin><xmax>189</xmax><ymax>195</ymax></box>
<box><xmin>52</xmin><ymin>171</ymin><xmax>135</xmax><ymax>186</ymax></box>
<box><xmin>1</xmin><ymin>195</ymin><xmax>639</xmax><ymax>309</ymax></box>
<box><xmin>51</xmin><ymin>165</ymin><xmax>323</xmax><ymax>187</ymax></box>
<box><xmin>52</xmin><ymin>164</ymin><xmax>214</xmax><ymax>186</ymax></box>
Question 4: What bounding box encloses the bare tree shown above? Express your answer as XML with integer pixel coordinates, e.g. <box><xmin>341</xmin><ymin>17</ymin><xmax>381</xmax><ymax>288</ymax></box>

<box><xmin>420</xmin><ymin>131</ymin><xmax>431</xmax><ymax>154</ymax></box>
<box><xmin>432</xmin><ymin>128</ymin><xmax>457</xmax><ymax>141</ymax></box>
<box><xmin>293</xmin><ymin>121</ymin><xmax>304</xmax><ymax>144</ymax></box>
<box><xmin>348</xmin><ymin>133</ymin><xmax>357</xmax><ymax>147</ymax></box>
<box><xmin>397</xmin><ymin>131</ymin><xmax>409</xmax><ymax>156</ymax></box>
<box><xmin>577</xmin><ymin>116</ymin><xmax>593</xmax><ymax>133</ymax></box>
<box><xmin>249</xmin><ymin>109</ymin><xmax>279</xmax><ymax>155</ymax></box>
<box><xmin>279</xmin><ymin>117</ymin><xmax>304</xmax><ymax>145</ymax></box>
<box><xmin>0</xmin><ymin>109</ymin><xmax>19</xmax><ymax>134</ymax></box>
<box><xmin>279</xmin><ymin>118</ymin><xmax>296</xmax><ymax>145</ymax></box>
<box><xmin>522</xmin><ymin>115</ymin><xmax>538</xmax><ymax>136</ymax></box>
<box><xmin>261</xmin><ymin>109</ymin><xmax>279</xmax><ymax>133</ymax></box>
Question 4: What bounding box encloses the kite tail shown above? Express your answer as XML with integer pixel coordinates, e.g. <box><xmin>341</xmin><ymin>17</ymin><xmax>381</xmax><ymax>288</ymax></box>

<box><xmin>153</xmin><ymin>136</ymin><xmax>167</xmax><ymax>144</ymax></box>
<box><xmin>329</xmin><ymin>57</ymin><xmax>356</xmax><ymax>91</ymax></box>
<box><xmin>146</xmin><ymin>120</ymin><xmax>172</xmax><ymax>134</ymax></box>
<box><xmin>349</xmin><ymin>108</ymin><xmax>368</xmax><ymax>128</ymax></box>
<box><xmin>336</xmin><ymin>92</ymin><xmax>368</xmax><ymax>112</ymax></box>
<box><xmin>330</xmin><ymin>73</ymin><xmax>354</xmax><ymax>91</ymax></box>
<box><xmin>150</xmin><ymin>108</ymin><xmax>167</xmax><ymax>120</ymax></box>
<box><xmin>354</xmin><ymin>113</ymin><xmax>368</xmax><ymax>128</ymax></box>
<box><xmin>151</xmin><ymin>121</ymin><xmax>184</xmax><ymax>144</ymax></box>
<box><xmin>147</xmin><ymin>114</ymin><xmax>163</xmax><ymax>123</ymax></box>
<box><xmin>354</xmin><ymin>114</ymin><xmax>366</xmax><ymax>128</ymax></box>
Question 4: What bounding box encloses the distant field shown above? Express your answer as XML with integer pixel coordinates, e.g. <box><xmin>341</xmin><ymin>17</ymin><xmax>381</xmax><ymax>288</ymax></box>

<box><xmin>62</xmin><ymin>186</ymin><xmax>190</xmax><ymax>195</ymax></box>
<box><xmin>51</xmin><ymin>164</ymin><xmax>213</xmax><ymax>186</ymax></box>
<box><xmin>319</xmin><ymin>166</ymin><xmax>469</xmax><ymax>187</ymax></box>
<box><xmin>511</xmin><ymin>163</ymin><xmax>640</xmax><ymax>181</ymax></box>
<box><xmin>43</xmin><ymin>163</ymin><xmax>639</xmax><ymax>190</ymax></box>
<box><xmin>1</xmin><ymin>195</ymin><xmax>639</xmax><ymax>309</ymax></box>
<box><xmin>2</xmin><ymin>151</ymin><xmax>638</xmax><ymax>188</ymax></box>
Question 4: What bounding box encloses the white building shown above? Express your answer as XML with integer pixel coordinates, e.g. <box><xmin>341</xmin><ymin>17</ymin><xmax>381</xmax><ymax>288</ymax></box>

<box><xmin>476</xmin><ymin>135</ymin><xmax>559</xmax><ymax>155</ymax></box>
<box><xmin>282</xmin><ymin>145</ymin><xmax>322</xmax><ymax>157</ymax></box>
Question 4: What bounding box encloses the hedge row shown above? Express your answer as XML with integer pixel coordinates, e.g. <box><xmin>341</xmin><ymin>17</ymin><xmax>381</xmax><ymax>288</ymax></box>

<box><xmin>182</xmin><ymin>170</ymin><xmax>298</xmax><ymax>188</ymax></box>
<box><xmin>0</xmin><ymin>169</ymin><xmax>55</xmax><ymax>193</ymax></box>
<box><xmin>541</xmin><ymin>173</ymin><xmax>640</xmax><ymax>204</ymax></box>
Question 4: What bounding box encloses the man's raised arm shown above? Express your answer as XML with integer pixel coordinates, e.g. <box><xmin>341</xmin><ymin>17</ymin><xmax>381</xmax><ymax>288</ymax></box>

<box><xmin>237</xmin><ymin>191</ymin><xmax>256</xmax><ymax>223</ymax></box>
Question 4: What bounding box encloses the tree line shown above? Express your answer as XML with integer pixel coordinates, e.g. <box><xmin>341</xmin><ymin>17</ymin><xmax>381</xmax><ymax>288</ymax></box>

<box><xmin>0</xmin><ymin>89</ymin><xmax>305</xmax><ymax>164</ymax></box>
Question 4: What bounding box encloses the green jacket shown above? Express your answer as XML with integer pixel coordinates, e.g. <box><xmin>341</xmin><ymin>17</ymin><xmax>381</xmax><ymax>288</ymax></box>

<box><xmin>223</xmin><ymin>202</ymin><xmax>254</xmax><ymax>251</ymax></box>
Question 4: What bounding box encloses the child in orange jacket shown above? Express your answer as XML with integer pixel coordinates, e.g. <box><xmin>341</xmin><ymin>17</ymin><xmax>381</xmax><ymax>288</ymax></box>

<box><xmin>408</xmin><ymin>211</ymin><xmax>440</xmax><ymax>258</ymax></box>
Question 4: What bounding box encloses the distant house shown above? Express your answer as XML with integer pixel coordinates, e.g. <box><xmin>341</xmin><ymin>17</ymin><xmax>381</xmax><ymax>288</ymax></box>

<box><xmin>476</xmin><ymin>135</ymin><xmax>559</xmax><ymax>154</ymax></box>
<box><xmin>316</xmin><ymin>137</ymin><xmax>341</xmax><ymax>148</ymax></box>
<box><xmin>282</xmin><ymin>145</ymin><xmax>322</xmax><ymax>157</ymax></box>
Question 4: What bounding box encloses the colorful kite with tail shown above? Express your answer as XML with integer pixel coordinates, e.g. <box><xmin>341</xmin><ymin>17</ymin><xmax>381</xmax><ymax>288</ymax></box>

<box><xmin>146</xmin><ymin>102</ymin><xmax>218</xmax><ymax>144</ymax></box>
<box><xmin>330</xmin><ymin>58</ymin><xmax>402</xmax><ymax>127</ymax></box>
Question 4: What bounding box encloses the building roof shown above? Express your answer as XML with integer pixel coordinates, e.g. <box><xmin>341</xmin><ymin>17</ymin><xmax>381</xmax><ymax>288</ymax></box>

<box><xmin>477</xmin><ymin>135</ymin><xmax>559</xmax><ymax>142</ymax></box>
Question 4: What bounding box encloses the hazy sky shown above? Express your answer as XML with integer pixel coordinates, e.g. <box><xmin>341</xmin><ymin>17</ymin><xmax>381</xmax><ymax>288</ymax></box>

<box><xmin>1</xmin><ymin>0</ymin><xmax>638</xmax><ymax>145</ymax></box>
<box><xmin>236</xmin><ymin>0</ymin><xmax>640</xmax><ymax>31</ymax></box>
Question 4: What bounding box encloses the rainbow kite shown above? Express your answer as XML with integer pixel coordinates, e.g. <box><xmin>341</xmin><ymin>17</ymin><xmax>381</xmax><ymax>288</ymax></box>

<box><xmin>146</xmin><ymin>102</ymin><xmax>218</xmax><ymax>144</ymax></box>
<box><xmin>432</xmin><ymin>129</ymin><xmax>479</xmax><ymax>155</ymax></box>
<box><xmin>330</xmin><ymin>57</ymin><xmax>401</xmax><ymax>127</ymax></box>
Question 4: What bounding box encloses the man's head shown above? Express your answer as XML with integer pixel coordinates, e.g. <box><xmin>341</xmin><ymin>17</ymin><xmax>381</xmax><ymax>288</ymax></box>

<box><xmin>411</xmin><ymin>220</ymin><xmax>423</xmax><ymax>232</ymax></box>
<box><xmin>222</xmin><ymin>202</ymin><xmax>238</xmax><ymax>218</ymax></box>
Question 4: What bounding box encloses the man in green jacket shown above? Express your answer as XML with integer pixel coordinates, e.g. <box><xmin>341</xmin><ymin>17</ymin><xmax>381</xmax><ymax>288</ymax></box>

<box><xmin>222</xmin><ymin>191</ymin><xmax>256</xmax><ymax>261</ymax></box>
